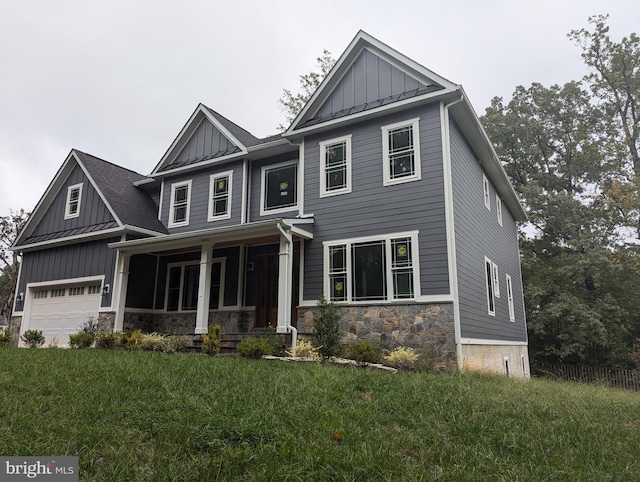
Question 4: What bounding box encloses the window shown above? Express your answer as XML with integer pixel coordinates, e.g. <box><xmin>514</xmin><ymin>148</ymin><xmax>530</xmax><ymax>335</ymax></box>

<box><xmin>51</xmin><ymin>288</ymin><xmax>66</xmax><ymax>298</ymax></box>
<box><xmin>261</xmin><ymin>161</ymin><xmax>297</xmax><ymax>214</ymax></box>
<box><xmin>320</xmin><ymin>135</ymin><xmax>352</xmax><ymax>196</ymax></box>
<box><xmin>382</xmin><ymin>118</ymin><xmax>421</xmax><ymax>186</ymax></box>
<box><xmin>496</xmin><ymin>195</ymin><xmax>503</xmax><ymax>226</ymax></box>
<box><xmin>324</xmin><ymin>232</ymin><xmax>419</xmax><ymax>303</ymax></box>
<box><xmin>166</xmin><ymin>263</ymin><xmax>199</xmax><ymax>311</ymax></box>
<box><xmin>69</xmin><ymin>287</ymin><xmax>85</xmax><ymax>296</ymax></box>
<box><xmin>208</xmin><ymin>171</ymin><xmax>233</xmax><ymax>221</ymax></box>
<box><xmin>209</xmin><ymin>259</ymin><xmax>226</xmax><ymax>309</ymax></box>
<box><xmin>485</xmin><ymin>257</ymin><xmax>495</xmax><ymax>316</ymax></box>
<box><xmin>169</xmin><ymin>181</ymin><xmax>192</xmax><ymax>227</ymax></box>
<box><xmin>88</xmin><ymin>284</ymin><xmax>101</xmax><ymax>295</ymax></box>
<box><xmin>33</xmin><ymin>290</ymin><xmax>48</xmax><ymax>299</ymax></box>
<box><xmin>506</xmin><ymin>274</ymin><xmax>515</xmax><ymax>322</ymax></box>
<box><xmin>521</xmin><ymin>354</ymin><xmax>527</xmax><ymax>376</ymax></box>
<box><xmin>492</xmin><ymin>262</ymin><xmax>500</xmax><ymax>298</ymax></box>
<box><xmin>504</xmin><ymin>357</ymin><xmax>510</xmax><ymax>376</ymax></box>
<box><xmin>483</xmin><ymin>175</ymin><xmax>490</xmax><ymax>210</ymax></box>
<box><xmin>65</xmin><ymin>184</ymin><xmax>83</xmax><ymax>219</ymax></box>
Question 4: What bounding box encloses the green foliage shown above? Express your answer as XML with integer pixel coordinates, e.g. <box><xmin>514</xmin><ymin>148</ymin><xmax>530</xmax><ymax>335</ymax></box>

<box><xmin>139</xmin><ymin>333</ymin><xmax>166</xmax><ymax>352</ymax></box>
<box><xmin>312</xmin><ymin>293</ymin><xmax>342</xmax><ymax>359</ymax></box>
<box><xmin>347</xmin><ymin>340</ymin><xmax>379</xmax><ymax>365</ymax></box>
<box><xmin>201</xmin><ymin>323</ymin><xmax>221</xmax><ymax>356</ymax></box>
<box><xmin>95</xmin><ymin>331</ymin><xmax>118</xmax><ymax>349</ymax></box>
<box><xmin>286</xmin><ymin>339</ymin><xmax>320</xmax><ymax>359</ymax></box>
<box><xmin>0</xmin><ymin>327</ymin><xmax>12</xmax><ymax>347</ymax></box>
<box><xmin>125</xmin><ymin>329</ymin><xmax>143</xmax><ymax>350</ymax></box>
<box><xmin>384</xmin><ymin>347</ymin><xmax>419</xmax><ymax>371</ymax></box>
<box><xmin>21</xmin><ymin>329</ymin><xmax>45</xmax><ymax>348</ymax></box>
<box><xmin>78</xmin><ymin>317</ymin><xmax>99</xmax><ymax>336</ymax></box>
<box><xmin>69</xmin><ymin>332</ymin><xmax>95</xmax><ymax>349</ymax></box>
<box><xmin>162</xmin><ymin>335</ymin><xmax>188</xmax><ymax>354</ymax></box>
<box><xmin>236</xmin><ymin>337</ymin><xmax>273</xmax><ymax>359</ymax></box>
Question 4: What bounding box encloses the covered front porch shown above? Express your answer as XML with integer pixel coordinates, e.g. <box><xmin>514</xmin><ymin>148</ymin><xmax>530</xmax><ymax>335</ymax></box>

<box><xmin>107</xmin><ymin>219</ymin><xmax>313</xmax><ymax>349</ymax></box>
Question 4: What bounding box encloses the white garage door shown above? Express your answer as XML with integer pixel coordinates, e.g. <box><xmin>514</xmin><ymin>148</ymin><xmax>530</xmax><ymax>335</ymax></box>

<box><xmin>26</xmin><ymin>283</ymin><xmax>102</xmax><ymax>347</ymax></box>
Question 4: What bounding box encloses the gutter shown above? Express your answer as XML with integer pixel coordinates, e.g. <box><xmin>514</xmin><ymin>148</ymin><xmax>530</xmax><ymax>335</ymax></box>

<box><xmin>276</xmin><ymin>222</ymin><xmax>297</xmax><ymax>354</ymax></box>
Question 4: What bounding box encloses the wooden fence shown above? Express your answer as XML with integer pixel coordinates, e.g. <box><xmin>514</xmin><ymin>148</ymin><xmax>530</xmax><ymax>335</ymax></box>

<box><xmin>536</xmin><ymin>362</ymin><xmax>640</xmax><ymax>392</ymax></box>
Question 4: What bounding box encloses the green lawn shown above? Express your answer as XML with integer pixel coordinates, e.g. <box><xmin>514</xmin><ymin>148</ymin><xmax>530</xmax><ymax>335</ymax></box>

<box><xmin>1</xmin><ymin>349</ymin><xmax>639</xmax><ymax>481</ymax></box>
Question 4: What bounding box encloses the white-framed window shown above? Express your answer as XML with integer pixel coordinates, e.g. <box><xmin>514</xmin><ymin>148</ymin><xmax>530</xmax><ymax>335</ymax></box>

<box><xmin>260</xmin><ymin>161</ymin><xmax>298</xmax><ymax>215</ymax></box>
<box><xmin>483</xmin><ymin>175</ymin><xmax>490</xmax><ymax>210</ymax></box>
<box><xmin>496</xmin><ymin>195</ymin><xmax>503</xmax><ymax>226</ymax></box>
<box><xmin>324</xmin><ymin>231</ymin><xmax>420</xmax><ymax>303</ymax></box>
<box><xmin>69</xmin><ymin>287</ymin><xmax>85</xmax><ymax>296</ymax></box>
<box><xmin>33</xmin><ymin>290</ymin><xmax>48</xmax><ymax>299</ymax></box>
<box><xmin>382</xmin><ymin>118</ymin><xmax>421</xmax><ymax>186</ymax></box>
<box><xmin>51</xmin><ymin>288</ymin><xmax>66</xmax><ymax>298</ymax></box>
<box><xmin>320</xmin><ymin>135</ymin><xmax>352</xmax><ymax>197</ymax></box>
<box><xmin>169</xmin><ymin>181</ymin><xmax>192</xmax><ymax>227</ymax></box>
<box><xmin>88</xmin><ymin>284</ymin><xmax>101</xmax><ymax>295</ymax></box>
<box><xmin>492</xmin><ymin>262</ymin><xmax>500</xmax><ymax>298</ymax></box>
<box><xmin>209</xmin><ymin>258</ymin><xmax>226</xmax><ymax>309</ymax></box>
<box><xmin>64</xmin><ymin>183</ymin><xmax>83</xmax><ymax>219</ymax></box>
<box><xmin>484</xmin><ymin>256</ymin><xmax>495</xmax><ymax>316</ymax></box>
<box><xmin>504</xmin><ymin>356</ymin><xmax>511</xmax><ymax>376</ymax></box>
<box><xmin>506</xmin><ymin>274</ymin><xmax>515</xmax><ymax>322</ymax></box>
<box><xmin>208</xmin><ymin>171</ymin><xmax>233</xmax><ymax>221</ymax></box>
<box><xmin>521</xmin><ymin>354</ymin><xmax>527</xmax><ymax>376</ymax></box>
<box><xmin>166</xmin><ymin>262</ymin><xmax>199</xmax><ymax>311</ymax></box>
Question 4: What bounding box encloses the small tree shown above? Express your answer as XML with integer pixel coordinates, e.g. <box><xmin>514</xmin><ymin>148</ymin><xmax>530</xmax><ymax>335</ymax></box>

<box><xmin>312</xmin><ymin>293</ymin><xmax>342</xmax><ymax>359</ymax></box>
<box><xmin>21</xmin><ymin>329</ymin><xmax>45</xmax><ymax>348</ymax></box>
<box><xmin>201</xmin><ymin>323</ymin><xmax>221</xmax><ymax>356</ymax></box>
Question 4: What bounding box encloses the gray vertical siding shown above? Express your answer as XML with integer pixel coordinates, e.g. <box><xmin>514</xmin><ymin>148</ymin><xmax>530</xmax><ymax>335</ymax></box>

<box><xmin>449</xmin><ymin>121</ymin><xmax>527</xmax><ymax>342</ymax></box>
<box><xmin>161</xmin><ymin>160</ymin><xmax>244</xmax><ymax>234</ymax></box>
<box><xmin>31</xmin><ymin>164</ymin><xmax>115</xmax><ymax>236</ymax></box>
<box><xmin>303</xmin><ymin>103</ymin><xmax>449</xmax><ymax>300</ymax></box>
<box><xmin>318</xmin><ymin>49</ymin><xmax>428</xmax><ymax>117</ymax></box>
<box><xmin>16</xmin><ymin>238</ymin><xmax>119</xmax><ymax>310</ymax></box>
<box><xmin>173</xmin><ymin>119</ymin><xmax>236</xmax><ymax>165</ymax></box>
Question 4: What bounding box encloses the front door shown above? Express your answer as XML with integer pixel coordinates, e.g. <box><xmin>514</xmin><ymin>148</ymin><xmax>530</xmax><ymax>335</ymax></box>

<box><xmin>255</xmin><ymin>253</ymin><xmax>279</xmax><ymax>328</ymax></box>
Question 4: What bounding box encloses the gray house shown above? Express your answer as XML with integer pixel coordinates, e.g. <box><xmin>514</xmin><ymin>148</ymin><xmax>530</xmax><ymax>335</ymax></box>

<box><xmin>11</xmin><ymin>31</ymin><xmax>529</xmax><ymax>376</ymax></box>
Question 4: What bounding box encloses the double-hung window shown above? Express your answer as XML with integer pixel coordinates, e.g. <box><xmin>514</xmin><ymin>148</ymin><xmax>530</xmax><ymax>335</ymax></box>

<box><xmin>320</xmin><ymin>135</ymin><xmax>352</xmax><ymax>196</ymax></box>
<box><xmin>325</xmin><ymin>232</ymin><xmax>419</xmax><ymax>302</ymax></box>
<box><xmin>65</xmin><ymin>183</ymin><xmax>83</xmax><ymax>219</ymax></box>
<box><xmin>496</xmin><ymin>195</ymin><xmax>503</xmax><ymax>226</ymax></box>
<box><xmin>169</xmin><ymin>180</ymin><xmax>192</xmax><ymax>227</ymax></box>
<box><xmin>261</xmin><ymin>161</ymin><xmax>297</xmax><ymax>214</ymax></box>
<box><xmin>166</xmin><ymin>263</ymin><xmax>199</xmax><ymax>311</ymax></box>
<box><xmin>208</xmin><ymin>171</ymin><xmax>232</xmax><ymax>221</ymax></box>
<box><xmin>485</xmin><ymin>257</ymin><xmax>495</xmax><ymax>316</ymax></box>
<box><xmin>382</xmin><ymin>118</ymin><xmax>421</xmax><ymax>186</ymax></box>
<box><xmin>483</xmin><ymin>175</ymin><xmax>491</xmax><ymax>210</ymax></box>
<box><xmin>506</xmin><ymin>274</ymin><xmax>515</xmax><ymax>322</ymax></box>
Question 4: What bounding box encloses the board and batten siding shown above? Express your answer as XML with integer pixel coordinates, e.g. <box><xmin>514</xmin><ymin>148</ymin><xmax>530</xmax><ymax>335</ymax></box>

<box><xmin>172</xmin><ymin>118</ymin><xmax>237</xmax><ymax>166</ymax></box>
<box><xmin>15</xmin><ymin>238</ymin><xmax>119</xmax><ymax>310</ymax></box>
<box><xmin>31</xmin><ymin>163</ymin><xmax>115</xmax><ymax>237</ymax></box>
<box><xmin>449</xmin><ymin>120</ymin><xmax>527</xmax><ymax>342</ymax></box>
<box><xmin>302</xmin><ymin>103</ymin><xmax>449</xmax><ymax>300</ymax></box>
<box><xmin>161</xmin><ymin>160</ymin><xmax>244</xmax><ymax>234</ymax></box>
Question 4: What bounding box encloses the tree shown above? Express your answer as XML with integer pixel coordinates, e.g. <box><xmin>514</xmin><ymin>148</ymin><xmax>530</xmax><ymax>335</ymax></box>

<box><xmin>0</xmin><ymin>210</ymin><xmax>29</xmax><ymax>323</ymax></box>
<box><xmin>277</xmin><ymin>50</ymin><xmax>336</xmax><ymax>131</ymax></box>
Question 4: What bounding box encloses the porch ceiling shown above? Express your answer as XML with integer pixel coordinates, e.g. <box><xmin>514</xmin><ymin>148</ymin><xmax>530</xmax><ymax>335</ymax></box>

<box><xmin>108</xmin><ymin>218</ymin><xmax>313</xmax><ymax>255</ymax></box>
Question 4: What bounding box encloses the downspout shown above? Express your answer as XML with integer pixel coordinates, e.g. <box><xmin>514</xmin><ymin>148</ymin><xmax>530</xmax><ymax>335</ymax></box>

<box><xmin>442</xmin><ymin>94</ymin><xmax>464</xmax><ymax>371</ymax></box>
<box><xmin>276</xmin><ymin>222</ymin><xmax>297</xmax><ymax>353</ymax></box>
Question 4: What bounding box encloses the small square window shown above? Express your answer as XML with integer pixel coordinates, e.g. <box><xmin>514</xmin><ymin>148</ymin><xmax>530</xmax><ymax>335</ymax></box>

<box><xmin>64</xmin><ymin>184</ymin><xmax>83</xmax><ymax>219</ymax></box>
<box><xmin>261</xmin><ymin>161</ymin><xmax>297</xmax><ymax>214</ymax></box>
<box><xmin>382</xmin><ymin>118</ymin><xmax>421</xmax><ymax>186</ymax></box>
<box><xmin>320</xmin><ymin>135</ymin><xmax>352</xmax><ymax>197</ymax></box>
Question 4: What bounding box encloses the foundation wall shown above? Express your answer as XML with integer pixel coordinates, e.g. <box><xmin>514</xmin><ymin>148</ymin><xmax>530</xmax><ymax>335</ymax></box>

<box><xmin>461</xmin><ymin>344</ymin><xmax>530</xmax><ymax>378</ymax></box>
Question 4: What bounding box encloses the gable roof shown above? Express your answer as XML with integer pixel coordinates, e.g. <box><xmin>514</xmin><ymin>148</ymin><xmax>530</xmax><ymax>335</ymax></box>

<box><xmin>285</xmin><ymin>30</ymin><xmax>459</xmax><ymax>136</ymax></box>
<box><xmin>13</xmin><ymin>150</ymin><xmax>167</xmax><ymax>250</ymax></box>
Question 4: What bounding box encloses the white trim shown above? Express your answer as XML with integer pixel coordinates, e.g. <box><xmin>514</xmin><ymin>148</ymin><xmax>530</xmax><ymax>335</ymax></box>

<box><xmin>504</xmin><ymin>356</ymin><xmax>511</xmax><ymax>376</ymax></box>
<box><xmin>298</xmin><ymin>139</ymin><xmax>305</xmax><ymax>216</ymax></box>
<box><xmin>164</xmin><ymin>261</ymin><xmax>199</xmax><ymax>312</ymax></box>
<box><xmin>237</xmin><ymin>244</ymin><xmax>246</xmax><ymax>307</ymax></box>
<box><xmin>506</xmin><ymin>273</ymin><xmax>515</xmax><ymax>322</ymax></box>
<box><xmin>168</xmin><ymin>180</ymin><xmax>192</xmax><ymax>228</ymax></box>
<box><xmin>483</xmin><ymin>174</ymin><xmax>491</xmax><ymax>210</ymax></box>
<box><xmin>64</xmin><ymin>183</ymin><xmax>83</xmax><ymax>219</ymax></box>
<box><xmin>158</xmin><ymin>179</ymin><xmax>164</xmax><ymax>221</ymax></box>
<box><xmin>323</xmin><ymin>231</ymin><xmax>420</xmax><ymax>303</ymax></box>
<box><xmin>122</xmin><ymin>225</ymin><xmax>166</xmax><ymax>238</ymax></box>
<box><xmin>485</xmin><ymin>256</ymin><xmax>496</xmax><ymax>316</ymax></box>
<box><xmin>241</xmin><ymin>159</ymin><xmax>248</xmax><ymax>224</ymax></box>
<box><xmin>492</xmin><ymin>262</ymin><xmax>500</xmax><ymax>298</ymax></box>
<box><xmin>195</xmin><ymin>245</ymin><xmax>213</xmax><ymax>334</ymax></box>
<box><xmin>382</xmin><ymin>117</ymin><xmax>421</xmax><ymax>186</ymax></box>
<box><xmin>73</xmin><ymin>153</ymin><xmax>124</xmax><ymax>227</ymax></box>
<box><xmin>496</xmin><ymin>195</ymin><xmax>503</xmax><ymax>226</ymax></box>
<box><xmin>319</xmin><ymin>135</ymin><xmax>352</xmax><ymax>197</ymax></box>
<box><xmin>14</xmin><ymin>227</ymin><xmax>125</xmax><ymax>252</ymax></box>
<box><xmin>460</xmin><ymin>338</ymin><xmax>528</xmax><ymax>346</ymax></box>
<box><xmin>260</xmin><ymin>160</ymin><xmax>298</xmax><ymax>216</ymax></box>
<box><xmin>11</xmin><ymin>256</ymin><xmax>25</xmax><ymax>315</ymax></box>
<box><xmin>208</xmin><ymin>170</ymin><xmax>233</xmax><ymax>221</ymax></box>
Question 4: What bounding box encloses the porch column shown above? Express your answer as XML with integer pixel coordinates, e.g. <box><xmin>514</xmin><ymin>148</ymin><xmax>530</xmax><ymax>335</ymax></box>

<box><xmin>113</xmin><ymin>252</ymin><xmax>130</xmax><ymax>332</ymax></box>
<box><xmin>276</xmin><ymin>226</ymin><xmax>293</xmax><ymax>334</ymax></box>
<box><xmin>195</xmin><ymin>243</ymin><xmax>213</xmax><ymax>334</ymax></box>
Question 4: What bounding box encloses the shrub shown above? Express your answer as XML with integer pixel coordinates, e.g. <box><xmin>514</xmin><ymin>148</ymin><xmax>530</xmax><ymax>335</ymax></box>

<box><xmin>95</xmin><ymin>331</ymin><xmax>118</xmax><ymax>349</ymax></box>
<box><xmin>384</xmin><ymin>347</ymin><xmax>419</xmax><ymax>371</ymax></box>
<box><xmin>0</xmin><ymin>328</ymin><xmax>13</xmax><ymax>347</ymax></box>
<box><xmin>312</xmin><ymin>293</ymin><xmax>342</xmax><ymax>359</ymax></box>
<box><xmin>347</xmin><ymin>340</ymin><xmax>379</xmax><ymax>365</ymax></box>
<box><xmin>21</xmin><ymin>329</ymin><xmax>45</xmax><ymax>348</ymax></box>
<box><xmin>286</xmin><ymin>339</ymin><xmax>320</xmax><ymax>359</ymax></box>
<box><xmin>162</xmin><ymin>335</ymin><xmax>188</xmax><ymax>354</ymax></box>
<box><xmin>78</xmin><ymin>317</ymin><xmax>99</xmax><ymax>336</ymax></box>
<box><xmin>139</xmin><ymin>333</ymin><xmax>166</xmax><ymax>352</ymax></box>
<box><xmin>69</xmin><ymin>332</ymin><xmax>95</xmax><ymax>349</ymax></box>
<box><xmin>201</xmin><ymin>324</ymin><xmax>221</xmax><ymax>356</ymax></box>
<box><xmin>237</xmin><ymin>337</ymin><xmax>273</xmax><ymax>359</ymax></box>
<box><xmin>125</xmin><ymin>330</ymin><xmax>143</xmax><ymax>349</ymax></box>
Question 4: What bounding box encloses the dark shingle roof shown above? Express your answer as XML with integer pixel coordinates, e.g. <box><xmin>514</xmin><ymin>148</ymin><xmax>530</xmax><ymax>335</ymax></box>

<box><xmin>201</xmin><ymin>105</ymin><xmax>262</xmax><ymax>147</ymax></box>
<box><xmin>74</xmin><ymin>151</ymin><xmax>168</xmax><ymax>235</ymax></box>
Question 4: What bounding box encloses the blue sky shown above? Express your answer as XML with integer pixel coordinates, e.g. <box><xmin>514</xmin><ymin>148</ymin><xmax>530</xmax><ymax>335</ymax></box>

<box><xmin>1</xmin><ymin>0</ymin><xmax>638</xmax><ymax>215</ymax></box>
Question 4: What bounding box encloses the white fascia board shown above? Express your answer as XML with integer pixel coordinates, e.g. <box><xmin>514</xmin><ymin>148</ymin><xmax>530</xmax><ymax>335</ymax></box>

<box><xmin>122</xmin><ymin>225</ymin><xmax>167</xmax><ymax>237</ymax></box>
<box><xmin>246</xmin><ymin>138</ymin><xmax>289</xmax><ymax>152</ymax></box>
<box><xmin>73</xmin><ymin>151</ymin><xmax>124</xmax><ymax>227</ymax></box>
<box><xmin>26</xmin><ymin>274</ymin><xmax>105</xmax><ymax>289</ymax></box>
<box><xmin>13</xmin><ymin>227</ymin><xmax>125</xmax><ymax>252</ymax></box>
<box><xmin>133</xmin><ymin>177</ymin><xmax>156</xmax><ymax>187</ymax></box>
<box><xmin>460</xmin><ymin>338</ymin><xmax>528</xmax><ymax>346</ymax></box>
<box><xmin>149</xmin><ymin>150</ymin><xmax>247</xmax><ymax>178</ymax></box>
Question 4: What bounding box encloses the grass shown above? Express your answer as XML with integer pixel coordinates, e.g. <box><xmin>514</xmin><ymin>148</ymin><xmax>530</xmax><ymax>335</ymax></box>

<box><xmin>1</xmin><ymin>349</ymin><xmax>639</xmax><ymax>481</ymax></box>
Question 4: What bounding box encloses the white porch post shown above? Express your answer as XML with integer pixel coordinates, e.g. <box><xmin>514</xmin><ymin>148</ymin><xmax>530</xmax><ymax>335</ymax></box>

<box><xmin>195</xmin><ymin>243</ymin><xmax>213</xmax><ymax>334</ymax></box>
<box><xmin>276</xmin><ymin>225</ymin><xmax>293</xmax><ymax>334</ymax></box>
<box><xmin>113</xmin><ymin>252</ymin><xmax>130</xmax><ymax>332</ymax></box>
